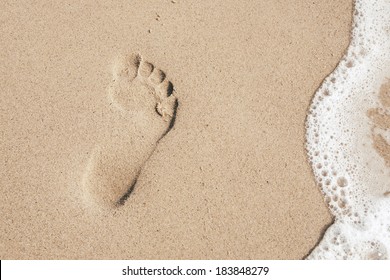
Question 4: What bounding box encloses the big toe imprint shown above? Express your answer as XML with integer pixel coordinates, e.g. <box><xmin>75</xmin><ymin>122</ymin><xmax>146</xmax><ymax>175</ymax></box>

<box><xmin>82</xmin><ymin>53</ymin><xmax>178</xmax><ymax>209</ymax></box>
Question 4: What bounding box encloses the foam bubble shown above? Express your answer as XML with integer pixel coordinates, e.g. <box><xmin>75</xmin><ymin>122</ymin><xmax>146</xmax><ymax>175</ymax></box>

<box><xmin>306</xmin><ymin>0</ymin><xmax>390</xmax><ymax>259</ymax></box>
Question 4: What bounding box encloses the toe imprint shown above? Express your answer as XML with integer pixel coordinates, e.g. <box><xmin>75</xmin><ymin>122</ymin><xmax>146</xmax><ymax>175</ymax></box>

<box><xmin>138</xmin><ymin>61</ymin><xmax>154</xmax><ymax>78</ymax></box>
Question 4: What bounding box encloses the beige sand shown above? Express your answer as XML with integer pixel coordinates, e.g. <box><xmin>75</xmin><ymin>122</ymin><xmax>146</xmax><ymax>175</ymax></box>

<box><xmin>0</xmin><ymin>0</ymin><xmax>352</xmax><ymax>259</ymax></box>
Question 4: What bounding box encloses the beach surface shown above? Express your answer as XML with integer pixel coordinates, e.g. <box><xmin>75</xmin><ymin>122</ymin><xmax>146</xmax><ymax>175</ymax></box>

<box><xmin>0</xmin><ymin>0</ymin><xmax>352</xmax><ymax>259</ymax></box>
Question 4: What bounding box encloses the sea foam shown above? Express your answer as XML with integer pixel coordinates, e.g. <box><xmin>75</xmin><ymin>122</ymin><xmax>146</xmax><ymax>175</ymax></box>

<box><xmin>306</xmin><ymin>0</ymin><xmax>390</xmax><ymax>259</ymax></box>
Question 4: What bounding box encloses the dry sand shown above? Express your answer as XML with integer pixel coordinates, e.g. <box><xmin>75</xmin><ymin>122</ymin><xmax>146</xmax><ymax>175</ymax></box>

<box><xmin>0</xmin><ymin>0</ymin><xmax>352</xmax><ymax>259</ymax></box>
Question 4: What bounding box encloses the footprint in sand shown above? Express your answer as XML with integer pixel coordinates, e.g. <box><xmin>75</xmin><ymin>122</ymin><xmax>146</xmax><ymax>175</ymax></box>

<box><xmin>82</xmin><ymin>53</ymin><xmax>178</xmax><ymax>209</ymax></box>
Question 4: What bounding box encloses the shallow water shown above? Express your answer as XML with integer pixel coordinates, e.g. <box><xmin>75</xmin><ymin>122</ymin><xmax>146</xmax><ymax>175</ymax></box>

<box><xmin>306</xmin><ymin>0</ymin><xmax>390</xmax><ymax>259</ymax></box>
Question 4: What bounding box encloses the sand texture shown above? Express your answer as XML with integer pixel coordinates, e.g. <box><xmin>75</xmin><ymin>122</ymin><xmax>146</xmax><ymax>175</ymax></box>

<box><xmin>0</xmin><ymin>0</ymin><xmax>352</xmax><ymax>259</ymax></box>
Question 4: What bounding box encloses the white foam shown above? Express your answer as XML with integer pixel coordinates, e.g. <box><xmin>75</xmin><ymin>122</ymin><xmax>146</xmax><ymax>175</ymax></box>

<box><xmin>306</xmin><ymin>0</ymin><xmax>390</xmax><ymax>259</ymax></box>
